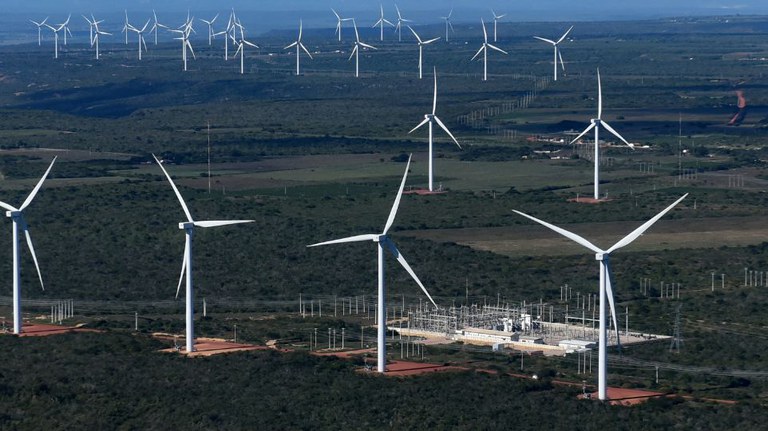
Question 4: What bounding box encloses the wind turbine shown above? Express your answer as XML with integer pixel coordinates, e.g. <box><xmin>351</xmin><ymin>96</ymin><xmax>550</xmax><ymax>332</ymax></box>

<box><xmin>570</xmin><ymin>69</ymin><xmax>635</xmax><ymax>200</ymax></box>
<box><xmin>513</xmin><ymin>193</ymin><xmax>688</xmax><ymax>400</ymax></box>
<box><xmin>43</xmin><ymin>22</ymin><xmax>64</xmax><ymax>59</ymax></box>
<box><xmin>199</xmin><ymin>13</ymin><xmax>218</xmax><ymax>46</ymax></box>
<box><xmin>128</xmin><ymin>19</ymin><xmax>150</xmax><ymax>60</ymax></box>
<box><xmin>408</xmin><ymin>26</ymin><xmax>440</xmax><ymax>80</ymax></box>
<box><xmin>83</xmin><ymin>15</ymin><xmax>110</xmax><ymax>60</ymax></box>
<box><xmin>440</xmin><ymin>9</ymin><xmax>454</xmax><ymax>42</ymax></box>
<box><xmin>153</xmin><ymin>155</ymin><xmax>253</xmax><ymax>353</ymax></box>
<box><xmin>372</xmin><ymin>4</ymin><xmax>394</xmax><ymax>41</ymax></box>
<box><xmin>470</xmin><ymin>19</ymin><xmax>507</xmax><ymax>81</ymax></box>
<box><xmin>491</xmin><ymin>10</ymin><xmax>506</xmax><ymax>42</ymax></box>
<box><xmin>408</xmin><ymin>69</ymin><xmax>461</xmax><ymax>192</ymax></box>
<box><xmin>349</xmin><ymin>19</ymin><xmax>376</xmax><ymax>78</ymax></box>
<box><xmin>121</xmin><ymin>10</ymin><xmax>131</xmax><ymax>45</ymax></box>
<box><xmin>29</xmin><ymin>17</ymin><xmax>48</xmax><ymax>46</ymax></box>
<box><xmin>533</xmin><ymin>25</ymin><xmax>573</xmax><ymax>81</ymax></box>
<box><xmin>308</xmin><ymin>155</ymin><xmax>437</xmax><ymax>373</ymax></box>
<box><xmin>233</xmin><ymin>35</ymin><xmax>258</xmax><ymax>75</ymax></box>
<box><xmin>169</xmin><ymin>20</ymin><xmax>195</xmax><ymax>71</ymax></box>
<box><xmin>0</xmin><ymin>157</ymin><xmax>56</xmax><ymax>335</ymax></box>
<box><xmin>332</xmin><ymin>8</ymin><xmax>353</xmax><ymax>42</ymax></box>
<box><xmin>59</xmin><ymin>14</ymin><xmax>72</xmax><ymax>45</ymax></box>
<box><xmin>393</xmin><ymin>4</ymin><xmax>412</xmax><ymax>42</ymax></box>
<box><xmin>150</xmin><ymin>10</ymin><xmax>167</xmax><ymax>45</ymax></box>
<box><xmin>284</xmin><ymin>19</ymin><xmax>312</xmax><ymax>76</ymax></box>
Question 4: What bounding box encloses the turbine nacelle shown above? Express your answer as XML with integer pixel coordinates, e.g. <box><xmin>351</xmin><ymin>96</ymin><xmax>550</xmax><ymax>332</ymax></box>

<box><xmin>6</xmin><ymin>210</ymin><xmax>21</xmax><ymax>218</ymax></box>
<box><xmin>179</xmin><ymin>222</ymin><xmax>195</xmax><ymax>230</ymax></box>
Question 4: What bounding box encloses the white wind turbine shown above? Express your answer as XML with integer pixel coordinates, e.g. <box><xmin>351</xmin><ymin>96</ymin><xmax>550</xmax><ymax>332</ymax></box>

<box><xmin>393</xmin><ymin>4</ymin><xmax>412</xmax><ymax>42</ymax></box>
<box><xmin>533</xmin><ymin>25</ymin><xmax>573</xmax><ymax>81</ymax></box>
<box><xmin>491</xmin><ymin>9</ymin><xmax>506</xmax><ymax>42</ymax></box>
<box><xmin>121</xmin><ymin>10</ymin><xmax>131</xmax><ymax>45</ymax></box>
<box><xmin>59</xmin><ymin>14</ymin><xmax>72</xmax><ymax>46</ymax></box>
<box><xmin>308</xmin><ymin>155</ymin><xmax>437</xmax><ymax>373</ymax></box>
<box><xmin>471</xmin><ymin>19</ymin><xmax>507</xmax><ymax>81</ymax></box>
<box><xmin>440</xmin><ymin>9</ymin><xmax>454</xmax><ymax>42</ymax></box>
<box><xmin>199</xmin><ymin>13</ymin><xmax>218</xmax><ymax>45</ymax></box>
<box><xmin>44</xmin><ymin>22</ymin><xmax>65</xmax><ymax>59</ymax></box>
<box><xmin>233</xmin><ymin>35</ymin><xmax>258</xmax><ymax>75</ymax></box>
<box><xmin>570</xmin><ymin>69</ymin><xmax>634</xmax><ymax>200</ymax></box>
<box><xmin>408</xmin><ymin>26</ymin><xmax>440</xmax><ymax>80</ymax></box>
<box><xmin>408</xmin><ymin>69</ymin><xmax>461</xmax><ymax>192</ymax></box>
<box><xmin>83</xmin><ymin>14</ymin><xmax>95</xmax><ymax>47</ymax></box>
<box><xmin>29</xmin><ymin>17</ymin><xmax>48</xmax><ymax>46</ymax></box>
<box><xmin>150</xmin><ymin>10</ymin><xmax>167</xmax><ymax>45</ymax></box>
<box><xmin>128</xmin><ymin>19</ymin><xmax>150</xmax><ymax>60</ymax></box>
<box><xmin>169</xmin><ymin>21</ymin><xmax>195</xmax><ymax>71</ymax></box>
<box><xmin>372</xmin><ymin>4</ymin><xmax>394</xmax><ymax>41</ymax></box>
<box><xmin>513</xmin><ymin>193</ymin><xmax>688</xmax><ymax>400</ymax></box>
<box><xmin>332</xmin><ymin>8</ymin><xmax>353</xmax><ymax>42</ymax></box>
<box><xmin>83</xmin><ymin>15</ymin><xmax>110</xmax><ymax>60</ymax></box>
<box><xmin>0</xmin><ymin>157</ymin><xmax>56</xmax><ymax>335</ymax></box>
<box><xmin>349</xmin><ymin>20</ymin><xmax>376</xmax><ymax>78</ymax></box>
<box><xmin>153</xmin><ymin>154</ymin><xmax>253</xmax><ymax>353</ymax></box>
<box><xmin>213</xmin><ymin>15</ymin><xmax>235</xmax><ymax>61</ymax></box>
<box><xmin>284</xmin><ymin>19</ymin><xmax>312</xmax><ymax>76</ymax></box>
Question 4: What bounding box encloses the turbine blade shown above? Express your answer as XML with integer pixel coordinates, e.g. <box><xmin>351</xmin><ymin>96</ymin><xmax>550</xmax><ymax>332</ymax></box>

<box><xmin>284</xmin><ymin>41</ymin><xmax>298</xmax><ymax>50</ymax></box>
<box><xmin>383</xmin><ymin>238</ymin><xmax>438</xmax><ymax>308</ymax></box>
<box><xmin>23</xmin><ymin>224</ymin><xmax>45</xmax><ymax>291</ymax></box>
<box><xmin>434</xmin><ymin>116</ymin><xmax>461</xmax><ymax>149</ymax></box>
<box><xmin>194</xmin><ymin>220</ymin><xmax>254</xmax><ymax>228</ymax></box>
<box><xmin>359</xmin><ymin>42</ymin><xmax>376</xmax><ymax>50</ymax></box>
<box><xmin>348</xmin><ymin>45</ymin><xmax>357</xmax><ymax>61</ymax></box>
<box><xmin>558</xmin><ymin>50</ymin><xmax>566</xmax><ymax>71</ymax></box>
<box><xmin>600</xmin><ymin>121</ymin><xmax>632</xmax><ymax>147</ymax></box>
<box><xmin>382</xmin><ymin>154</ymin><xmax>412</xmax><ymax>235</ymax></box>
<box><xmin>512</xmin><ymin>210</ymin><xmax>603</xmax><ymax>254</ymax></box>
<box><xmin>432</xmin><ymin>68</ymin><xmax>438</xmax><ymax>115</ymax></box>
<box><xmin>408</xmin><ymin>26</ymin><xmax>421</xmax><ymax>43</ymax></box>
<box><xmin>487</xmin><ymin>44</ymin><xmax>508</xmax><ymax>55</ymax></box>
<box><xmin>20</xmin><ymin>157</ymin><xmax>56</xmax><ymax>211</ymax></box>
<box><xmin>533</xmin><ymin>36</ymin><xmax>555</xmax><ymax>44</ymax></box>
<box><xmin>557</xmin><ymin>25</ymin><xmax>574</xmax><ymax>44</ymax></box>
<box><xmin>307</xmin><ymin>233</ymin><xmax>378</xmax><ymax>247</ymax></box>
<box><xmin>569</xmin><ymin>122</ymin><xmax>596</xmax><ymax>145</ymax></box>
<box><xmin>604</xmin><ymin>261</ymin><xmax>621</xmax><ymax>349</ymax></box>
<box><xmin>300</xmin><ymin>43</ymin><xmax>313</xmax><ymax>59</ymax></box>
<box><xmin>408</xmin><ymin>117</ymin><xmax>430</xmax><ymax>134</ymax></box>
<box><xmin>597</xmin><ymin>68</ymin><xmax>602</xmax><ymax>119</ymax></box>
<box><xmin>176</xmin><ymin>241</ymin><xmax>188</xmax><ymax>299</ymax></box>
<box><xmin>424</xmin><ymin>37</ymin><xmax>440</xmax><ymax>44</ymax></box>
<box><xmin>606</xmin><ymin>194</ymin><xmax>688</xmax><ymax>254</ymax></box>
<box><xmin>0</xmin><ymin>199</ymin><xmax>17</xmax><ymax>212</ymax></box>
<box><xmin>470</xmin><ymin>45</ymin><xmax>485</xmax><ymax>61</ymax></box>
<box><xmin>152</xmin><ymin>154</ymin><xmax>194</xmax><ymax>223</ymax></box>
<box><xmin>481</xmin><ymin>18</ymin><xmax>487</xmax><ymax>42</ymax></box>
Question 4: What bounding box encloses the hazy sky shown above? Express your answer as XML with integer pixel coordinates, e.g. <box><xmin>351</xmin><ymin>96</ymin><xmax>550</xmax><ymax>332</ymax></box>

<box><xmin>8</xmin><ymin>1</ymin><xmax>768</xmax><ymax>30</ymax></box>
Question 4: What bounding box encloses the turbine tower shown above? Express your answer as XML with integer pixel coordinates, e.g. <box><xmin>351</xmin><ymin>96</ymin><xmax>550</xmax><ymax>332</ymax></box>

<box><xmin>308</xmin><ymin>155</ymin><xmax>438</xmax><ymax>373</ymax></box>
<box><xmin>372</xmin><ymin>4</ymin><xmax>394</xmax><ymax>41</ymax></box>
<box><xmin>533</xmin><ymin>25</ymin><xmax>573</xmax><ymax>81</ymax></box>
<box><xmin>153</xmin><ymin>155</ymin><xmax>253</xmax><ymax>353</ymax></box>
<box><xmin>471</xmin><ymin>19</ymin><xmax>507</xmax><ymax>81</ymax></box>
<box><xmin>349</xmin><ymin>20</ymin><xmax>376</xmax><ymax>78</ymax></box>
<box><xmin>570</xmin><ymin>69</ymin><xmax>635</xmax><ymax>200</ymax></box>
<box><xmin>284</xmin><ymin>19</ymin><xmax>312</xmax><ymax>76</ymax></box>
<box><xmin>408</xmin><ymin>26</ymin><xmax>439</xmax><ymax>80</ymax></box>
<box><xmin>513</xmin><ymin>193</ymin><xmax>687</xmax><ymax>400</ymax></box>
<box><xmin>409</xmin><ymin>69</ymin><xmax>461</xmax><ymax>192</ymax></box>
<box><xmin>0</xmin><ymin>157</ymin><xmax>56</xmax><ymax>335</ymax></box>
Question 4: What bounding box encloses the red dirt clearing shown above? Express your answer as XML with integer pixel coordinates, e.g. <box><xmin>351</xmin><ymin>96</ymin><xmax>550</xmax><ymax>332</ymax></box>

<box><xmin>159</xmin><ymin>338</ymin><xmax>270</xmax><ymax>357</ymax></box>
<box><xmin>7</xmin><ymin>323</ymin><xmax>100</xmax><ymax>337</ymax></box>
<box><xmin>380</xmin><ymin>360</ymin><xmax>469</xmax><ymax>376</ymax></box>
<box><xmin>312</xmin><ymin>348</ymin><xmax>376</xmax><ymax>358</ymax></box>
<box><xmin>404</xmin><ymin>189</ymin><xmax>447</xmax><ymax>195</ymax></box>
<box><xmin>567</xmin><ymin>196</ymin><xmax>612</xmax><ymax>204</ymax></box>
<box><xmin>579</xmin><ymin>387</ymin><xmax>666</xmax><ymax>405</ymax></box>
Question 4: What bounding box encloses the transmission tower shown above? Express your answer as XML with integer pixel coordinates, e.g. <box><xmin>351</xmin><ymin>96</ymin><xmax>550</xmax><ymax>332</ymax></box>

<box><xmin>669</xmin><ymin>304</ymin><xmax>683</xmax><ymax>353</ymax></box>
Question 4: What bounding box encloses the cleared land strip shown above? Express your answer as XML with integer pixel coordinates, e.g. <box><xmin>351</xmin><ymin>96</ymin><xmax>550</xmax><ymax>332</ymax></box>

<box><xmin>399</xmin><ymin>216</ymin><xmax>768</xmax><ymax>257</ymax></box>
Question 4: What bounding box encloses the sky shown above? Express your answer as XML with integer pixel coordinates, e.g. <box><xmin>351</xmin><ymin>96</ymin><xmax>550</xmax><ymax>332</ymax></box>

<box><xmin>6</xmin><ymin>1</ymin><xmax>768</xmax><ymax>31</ymax></box>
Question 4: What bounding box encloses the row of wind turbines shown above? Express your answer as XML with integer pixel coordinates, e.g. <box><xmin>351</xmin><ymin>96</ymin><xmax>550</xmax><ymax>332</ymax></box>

<box><xmin>29</xmin><ymin>7</ymin><xmax>573</xmax><ymax>81</ymax></box>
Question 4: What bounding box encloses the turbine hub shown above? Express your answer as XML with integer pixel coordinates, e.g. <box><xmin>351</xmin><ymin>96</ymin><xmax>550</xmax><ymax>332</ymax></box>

<box><xmin>5</xmin><ymin>210</ymin><xmax>21</xmax><ymax>218</ymax></box>
<box><xmin>179</xmin><ymin>222</ymin><xmax>195</xmax><ymax>230</ymax></box>
<box><xmin>595</xmin><ymin>253</ymin><xmax>604</xmax><ymax>261</ymax></box>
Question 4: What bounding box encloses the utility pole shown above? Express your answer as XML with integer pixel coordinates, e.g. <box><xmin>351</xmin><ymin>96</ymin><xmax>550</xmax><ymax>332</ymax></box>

<box><xmin>669</xmin><ymin>304</ymin><xmax>683</xmax><ymax>353</ymax></box>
